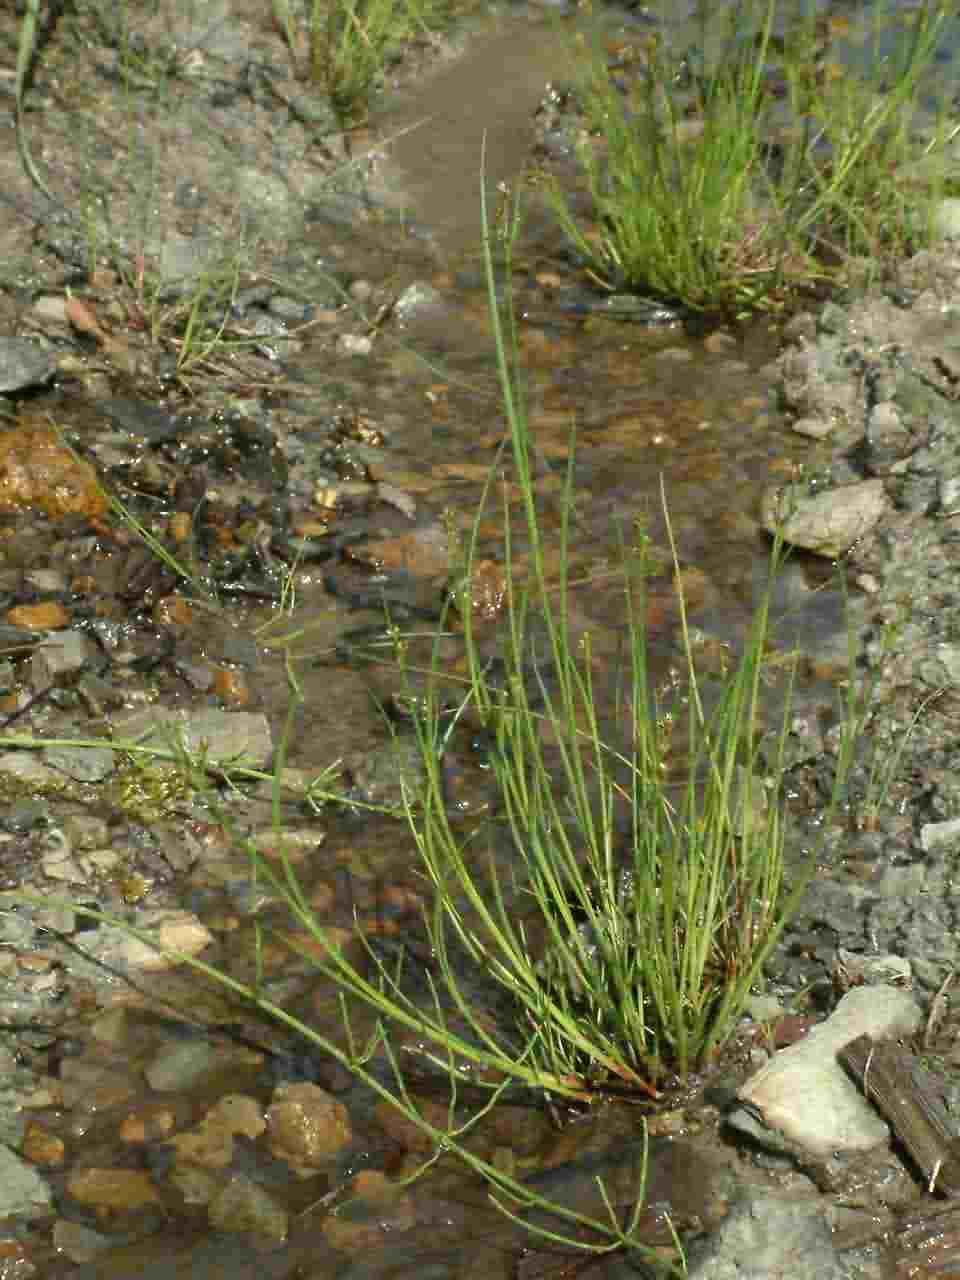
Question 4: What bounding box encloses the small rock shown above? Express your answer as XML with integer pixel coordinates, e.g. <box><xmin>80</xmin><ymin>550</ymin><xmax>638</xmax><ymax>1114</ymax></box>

<box><xmin>375</xmin><ymin>482</ymin><xmax>417</xmax><ymax>520</ymax></box>
<box><xmin>153</xmin><ymin>594</ymin><xmax>194</xmax><ymax>627</ymax></box>
<box><xmin>322</xmin><ymin>1171</ymin><xmax>415</xmax><ymax>1252</ymax></box>
<box><xmin>760</xmin><ymin>478</ymin><xmax>888</xmax><ymax>557</ymax></box>
<box><xmin>790</xmin><ymin>415</ymin><xmax>833</xmax><ymax>439</ymax></box>
<box><xmin>0</xmin><ymin>422</ymin><xmax>106</xmax><ymax>518</ymax></box>
<box><xmin>0</xmin><ymin>1152</ymin><xmax>49</xmax><ymax>1218</ymax></box>
<box><xmin>169</xmin><ymin>1163</ymin><xmax>221</xmax><ymax>1206</ymax></box>
<box><xmin>250</xmin><ymin>826</ymin><xmax>326</xmax><ymax>865</ymax></box>
<box><xmin>865</xmin><ymin>400</ymin><xmax>912</xmax><ymax>474</ymax></box>
<box><xmin>0</xmin><ymin>752</ymin><xmax>62</xmax><ymax>791</ymax></box>
<box><xmin>920</xmin><ymin>816</ymin><xmax>960</xmax><ymax>852</ymax></box>
<box><xmin>347</xmin><ymin>736</ymin><xmax>425</xmax><ymax>810</ymax></box>
<box><xmin>88</xmin><ymin>909</ymin><xmax>214</xmax><ymax>973</ymax></box>
<box><xmin>79</xmin><ymin>849</ymin><xmax>122</xmax><ymax>878</ymax></box>
<box><xmin>742</xmin><ymin>995</ymin><xmax>783</xmax><ymax>1023</ymax></box>
<box><xmin>0</xmin><ymin>1237</ymin><xmax>36</xmax><ymax>1277</ymax></box>
<box><xmin>111</xmin><ymin>707</ymin><xmax>273</xmax><ymax>769</ymax></box>
<box><xmin>234</xmin><ymin>167</ymin><xmax>293</xmax><ymax>222</ymax></box>
<box><xmin>208</xmin><ymin>1174</ymin><xmax>288</xmax><ymax>1245</ymax></box>
<box><xmin>393</xmin><ymin>281</ymin><xmax>444</xmax><ymax>322</ymax></box>
<box><xmin>686</xmin><ymin>1191</ymin><xmax>847</xmax><ymax>1280</ymax></box>
<box><xmin>100</xmin><ymin>396</ymin><xmax>190</xmax><ymax>444</ymax></box>
<box><xmin>312</xmin><ymin>480</ymin><xmax>374</xmax><ymax>510</ymax></box>
<box><xmin>24</xmin><ymin>569</ymin><xmax>67</xmax><ymax>594</ymax></box>
<box><xmin>932</xmin><ymin>643</ymin><xmax>960</xmax><ymax>685</ymax></box>
<box><xmin>208</xmin><ymin>1094</ymin><xmax>265</xmax><ymax>1140</ymax></box>
<box><xmin>168</xmin><ymin>1119</ymin><xmax>233</xmax><ymax>1171</ymax></box>
<box><xmin>212</xmin><ymin>667</ymin><xmax>251</xmax><ymax>708</ymax></box>
<box><xmin>175</xmin><ymin>659</ymin><xmax>216</xmax><ymax>692</ymax></box>
<box><xmin>204</xmin><ymin>621</ymin><xmax>260</xmax><ymax>670</ymax></box>
<box><xmin>41</xmin><ymin>842</ymin><xmax>85</xmax><ymax>883</ymax></box>
<box><xmin>833</xmin><ymin>949</ymin><xmax>912</xmax><ymax>989</ymax></box>
<box><xmin>703</xmin><ymin>331</ymin><xmax>738</xmax><ymax>354</ymax></box>
<box><xmin>373</xmin><ymin>1096</ymin><xmax>457</xmax><ymax>1155</ymax></box>
<box><xmin>66</xmin><ymin>1166</ymin><xmax>160</xmax><ymax>1212</ymax></box>
<box><xmin>144</xmin><ymin>1039</ymin><xmax>221</xmax><ymax>1093</ymax></box>
<box><xmin>30</xmin><ymin>297</ymin><xmax>70</xmax><ymax>326</ymax></box>
<box><xmin>168</xmin><ymin>1094</ymin><xmax>265</xmax><ymax>1169</ymax></box>
<box><xmin>61</xmin><ymin>815</ymin><xmax>109</xmax><ymax>851</ymax></box>
<box><xmin>6</xmin><ymin>601</ymin><xmax>72</xmax><ymax>631</ymax></box>
<box><xmin>267</xmin><ymin>295</ymin><xmax>310</xmax><ymax>322</ymax></box>
<box><xmin>0</xmin><ymin>339</ymin><xmax>57</xmax><ymax>393</ymax></box>
<box><xmin>51</xmin><ymin>1219</ymin><xmax>112</xmax><ymax>1264</ymax></box>
<box><xmin>266</xmin><ymin>1081</ymin><xmax>351</xmax><ymax>1174</ymax></box>
<box><xmin>31</xmin><ymin>630</ymin><xmax>92</xmax><ymax>686</ymax></box>
<box><xmin>119</xmin><ymin>1104</ymin><xmax>178</xmax><ymax>1145</ymax></box>
<box><xmin>21</xmin><ymin>1121</ymin><xmax>65</xmax><ymax>1167</ymax></box>
<box><xmin>336</xmin><ymin>334</ymin><xmax>374</xmax><ymax>357</ymax></box>
<box><xmin>350</xmin><ymin>524</ymin><xmax>449</xmax><ymax>579</ymax></box>
<box><xmin>59</xmin><ymin>1056</ymin><xmax>137</xmax><ymax>1111</ymax></box>
<box><xmin>155</xmin><ymin>233</ymin><xmax>219</xmax><ymax>287</ymax></box>
<box><xmin>932</xmin><ymin>197</ymin><xmax>960</xmax><ymax>240</ymax></box>
<box><xmin>940</xmin><ymin>473</ymin><xmax>960</xmax><ymax>512</ymax></box>
<box><xmin>44</xmin><ymin>743</ymin><xmax>115</xmax><ymax>783</ymax></box>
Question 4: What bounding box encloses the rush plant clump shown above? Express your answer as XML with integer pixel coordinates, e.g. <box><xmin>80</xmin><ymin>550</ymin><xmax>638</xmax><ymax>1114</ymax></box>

<box><xmin>270</xmin><ymin>0</ymin><xmax>450</xmax><ymax>123</ymax></box>
<box><xmin>546</xmin><ymin>0</ymin><xmax>958</xmax><ymax>313</ymax></box>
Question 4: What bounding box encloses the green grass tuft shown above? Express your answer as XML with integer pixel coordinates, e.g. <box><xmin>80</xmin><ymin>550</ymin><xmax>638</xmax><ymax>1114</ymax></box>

<box><xmin>546</xmin><ymin>0</ymin><xmax>958</xmax><ymax>313</ymax></box>
<box><xmin>271</xmin><ymin>0</ymin><xmax>450</xmax><ymax>124</ymax></box>
<box><xmin>390</xmin><ymin>179</ymin><xmax>837</xmax><ymax>1088</ymax></box>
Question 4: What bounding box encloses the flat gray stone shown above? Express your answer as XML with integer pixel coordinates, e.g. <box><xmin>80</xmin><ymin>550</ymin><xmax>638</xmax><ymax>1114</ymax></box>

<box><xmin>32</xmin><ymin>630</ymin><xmax>93</xmax><ymax>687</ymax></box>
<box><xmin>687</xmin><ymin>1191</ymin><xmax>849</xmax><ymax>1280</ymax></box>
<box><xmin>761</xmin><ymin>478</ymin><xmax>888</xmax><ymax>557</ymax></box>
<box><xmin>791</xmin><ymin>415</ymin><xmax>834</xmax><ymax>439</ymax></box>
<box><xmin>0</xmin><ymin>338</ymin><xmax>57</xmax><ymax>393</ymax></box>
<box><xmin>44</xmin><ymin>744</ymin><xmax>116</xmax><ymax>783</ymax></box>
<box><xmin>111</xmin><ymin>707</ymin><xmax>273</xmax><ymax>770</ymax></box>
<box><xmin>145</xmin><ymin>1039</ymin><xmax>220</xmax><ymax>1093</ymax></box>
<box><xmin>0</xmin><ymin>750</ymin><xmax>61</xmax><ymax>789</ymax></box>
<box><xmin>0</xmin><ymin>1143</ymin><xmax>53</xmax><ymax>1218</ymax></box>
<box><xmin>208</xmin><ymin>1174</ymin><xmax>288</xmax><ymax>1244</ymax></box>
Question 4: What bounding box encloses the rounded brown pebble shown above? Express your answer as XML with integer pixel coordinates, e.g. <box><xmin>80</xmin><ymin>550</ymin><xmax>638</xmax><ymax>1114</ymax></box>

<box><xmin>0</xmin><ymin>1238</ymin><xmax>33</xmax><ymax>1276</ymax></box>
<box><xmin>66</xmin><ymin>1167</ymin><xmax>161</xmax><ymax>1212</ymax></box>
<box><xmin>6</xmin><ymin>601</ymin><xmax>71</xmax><ymax>630</ymax></box>
<box><xmin>0</xmin><ymin>421</ymin><xmax>107</xmax><ymax>519</ymax></box>
<box><xmin>22</xmin><ymin>1121</ymin><xmax>65</xmax><ymax>1167</ymax></box>
<box><xmin>322</xmin><ymin>1171</ymin><xmax>415</xmax><ymax>1253</ymax></box>
<box><xmin>119</xmin><ymin>1104</ymin><xmax>178</xmax><ymax>1145</ymax></box>
<box><xmin>266</xmin><ymin>1081</ymin><xmax>351</xmax><ymax>1173</ymax></box>
<box><xmin>152</xmin><ymin>594</ymin><xmax>193</xmax><ymax>627</ymax></box>
<box><xmin>212</xmin><ymin>667</ymin><xmax>251</xmax><ymax>708</ymax></box>
<box><xmin>170</xmin><ymin>511</ymin><xmax>192</xmax><ymax>544</ymax></box>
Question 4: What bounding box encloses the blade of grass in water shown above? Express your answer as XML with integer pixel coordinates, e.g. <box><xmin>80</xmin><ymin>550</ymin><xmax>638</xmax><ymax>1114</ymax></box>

<box><xmin>15</xmin><ymin>0</ymin><xmax>59</xmax><ymax>206</ymax></box>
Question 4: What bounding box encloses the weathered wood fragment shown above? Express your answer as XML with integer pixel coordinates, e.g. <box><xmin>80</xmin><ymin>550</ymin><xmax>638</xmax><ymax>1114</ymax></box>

<box><xmin>838</xmin><ymin>1033</ymin><xmax>960</xmax><ymax>1197</ymax></box>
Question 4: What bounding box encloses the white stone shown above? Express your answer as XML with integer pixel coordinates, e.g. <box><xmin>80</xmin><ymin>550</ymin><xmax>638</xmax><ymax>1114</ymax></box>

<box><xmin>932</xmin><ymin>197</ymin><xmax>960</xmax><ymax>240</ymax></box>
